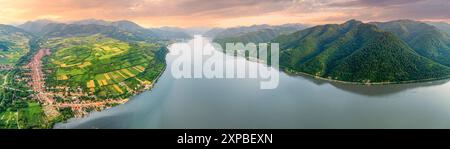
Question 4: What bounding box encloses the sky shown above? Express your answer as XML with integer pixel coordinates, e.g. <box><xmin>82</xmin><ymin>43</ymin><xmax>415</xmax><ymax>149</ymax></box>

<box><xmin>0</xmin><ymin>0</ymin><xmax>449</xmax><ymax>28</ymax></box>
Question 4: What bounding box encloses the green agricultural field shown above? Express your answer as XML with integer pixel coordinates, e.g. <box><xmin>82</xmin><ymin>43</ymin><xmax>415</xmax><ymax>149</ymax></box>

<box><xmin>0</xmin><ymin>110</ymin><xmax>18</xmax><ymax>128</ymax></box>
<box><xmin>18</xmin><ymin>102</ymin><xmax>47</xmax><ymax>129</ymax></box>
<box><xmin>0</xmin><ymin>102</ymin><xmax>48</xmax><ymax>129</ymax></box>
<box><xmin>43</xmin><ymin>34</ymin><xmax>167</xmax><ymax>99</ymax></box>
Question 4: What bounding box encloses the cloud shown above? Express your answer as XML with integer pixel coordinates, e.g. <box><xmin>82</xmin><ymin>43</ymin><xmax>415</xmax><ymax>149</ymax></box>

<box><xmin>0</xmin><ymin>0</ymin><xmax>449</xmax><ymax>27</ymax></box>
<box><xmin>328</xmin><ymin>0</ymin><xmax>426</xmax><ymax>7</ymax></box>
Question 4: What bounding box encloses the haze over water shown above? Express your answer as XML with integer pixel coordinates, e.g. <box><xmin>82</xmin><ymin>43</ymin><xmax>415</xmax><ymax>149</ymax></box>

<box><xmin>55</xmin><ymin>36</ymin><xmax>450</xmax><ymax>129</ymax></box>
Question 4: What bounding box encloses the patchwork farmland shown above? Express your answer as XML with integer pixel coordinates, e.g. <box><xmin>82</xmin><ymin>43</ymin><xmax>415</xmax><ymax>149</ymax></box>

<box><xmin>40</xmin><ymin>35</ymin><xmax>166</xmax><ymax>117</ymax></box>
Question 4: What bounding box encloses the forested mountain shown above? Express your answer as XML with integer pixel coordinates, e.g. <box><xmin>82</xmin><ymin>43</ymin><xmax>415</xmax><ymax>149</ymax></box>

<box><xmin>272</xmin><ymin>20</ymin><xmax>450</xmax><ymax>83</ymax></box>
<box><xmin>372</xmin><ymin>20</ymin><xmax>450</xmax><ymax>66</ymax></box>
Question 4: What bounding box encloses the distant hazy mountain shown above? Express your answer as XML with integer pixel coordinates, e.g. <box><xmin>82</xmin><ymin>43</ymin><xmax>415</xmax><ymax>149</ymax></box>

<box><xmin>273</xmin><ymin>20</ymin><xmax>450</xmax><ymax>83</ymax></box>
<box><xmin>209</xmin><ymin>25</ymin><xmax>270</xmax><ymax>39</ymax></box>
<box><xmin>111</xmin><ymin>20</ymin><xmax>146</xmax><ymax>31</ymax></box>
<box><xmin>210</xmin><ymin>23</ymin><xmax>308</xmax><ymax>45</ymax></box>
<box><xmin>213</xmin><ymin>24</ymin><xmax>309</xmax><ymax>44</ymax></box>
<box><xmin>426</xmin><ymin>21</ymin><xmax>450</xmax><ymax>36</ymax></box>
<box><xmin>17</xmin><ymin>19</ymin><xmax>57</xmax><ymax>34</ymax></box>
<box><xmin>203</xmin><ymin>28</ymin><xmax>225</xmax><ymax>37</ymax></box>
<box><xmin>73</xmin><ymin>19</ymin><xmax>144</xmax><ymax>31</ymax></box>
<box><xmin>273</xmin><ymin>23</ymin><xmax>311</xmax><ymax>34</ymax></box>
<box><xmin>72</xmin><ymin>19</ymin><xmax>191</xmax><ymax>40</ymax></box>
<box><xmin>214</xmin><ymin>28</ymin><xmax>283</xmax><ymax>45</ymax></box>
<box><xmin>204</xmin><ymin>25</ymin><xmax>273</xmax><ymax>38</ymax></box>
<box><xmin>0</xmin><ymin>24</ymin><xmax>31</xmax><ymax>36</ymax></box>
<box><xmin>183</xmin><ymin>27</ymin><xmax>211</xmax><ymax>35</ymax></box>
<box><xmin>37</xmin><ymin>23</ymin><xmax>154</xmax><ymax>41</ymax></box>
<box><xmin>72</xmin><ymin>19</ymin><xmax>110</xmax><ymax>26</ymax></box>
<box><xmin>207</xmin><ymin>24</ymin><xmax>308</xmax><ymax>39</ymax></box>
<box><xmin>372</xmin><ymin>20</ymin><xmax>450</xmax><ymax>66</ymax></box>
<box><xmin>18</xmin><ymin>19</ymin><xmax>191</xmax><ymax>40</ymax></box>
<box><xmin>153</xmin><ymin>26</ymin><xmax>192</xmax><ymax>39</ymax></box>
<box><xmin>158</xmin><ymin>26</ymin><xmax>186</xmax><ymax>33</ymax></box>
<box><xmin>156</xmin><ymin>26</ymin><xmax>212</xmax><ymax>36</ymax></box>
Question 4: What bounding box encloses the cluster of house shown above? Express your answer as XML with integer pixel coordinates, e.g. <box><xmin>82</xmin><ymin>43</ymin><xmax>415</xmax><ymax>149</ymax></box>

<box><xmin>0</xmin><ymin>64</ymin><xmax>13</xmax><ymax>70</ymax></box>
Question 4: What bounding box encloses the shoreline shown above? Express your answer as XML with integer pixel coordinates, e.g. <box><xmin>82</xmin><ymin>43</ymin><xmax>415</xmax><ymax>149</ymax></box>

<box><xmin>221</xmin><ymin>50</ymin><xmax>450</xmax><ymax>86</ymax></box>
<box><xmin>283</xmin><ymin>68</ymin><xmax>450</xmax><ymax>86</ymax></box>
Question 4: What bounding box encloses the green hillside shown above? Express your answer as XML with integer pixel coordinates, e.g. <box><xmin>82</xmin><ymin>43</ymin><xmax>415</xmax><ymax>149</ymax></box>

<box><xmin>274</xmin><ymin>20</ymin><xmax>450</xmax><ymax>83</ymax></box>
<box><xmin>0</xmin><ymin>25</ymin><xmax>33</xmax><ymax>65</ymax></box>
<box><xmin>373</xmin><ymin>20</ymin><xmax>450</xmax><ymax>66</ymax></box>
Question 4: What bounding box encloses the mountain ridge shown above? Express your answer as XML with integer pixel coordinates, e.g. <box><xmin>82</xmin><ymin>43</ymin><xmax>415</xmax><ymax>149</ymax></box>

<box><xmin>205</xmin><ymin>23</ymin><xmax>308</xmax><ymax>38</ymax></box>
<box><xmin>17</xmin><ymin>19</ymin><xmax>192</xmax><ymax>40</ymax></box>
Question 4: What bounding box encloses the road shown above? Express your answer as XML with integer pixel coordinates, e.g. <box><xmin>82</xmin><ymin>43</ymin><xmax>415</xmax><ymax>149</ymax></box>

<box><xmin>28</xmin><ymin>49</ymin><xmax>60</xmax><ymax>119</ymax></box>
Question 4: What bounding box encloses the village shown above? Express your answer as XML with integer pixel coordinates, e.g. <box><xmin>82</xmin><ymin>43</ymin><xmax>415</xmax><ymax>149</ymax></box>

<box><xmin>0</xmin><ymin>64</ymin><xmax>14</xmax><ymax>71</ymax></box>
<box><xmin>25</xmin><ymin>48</ymin><xmax>151</xmax><ymax>118</ymax></box>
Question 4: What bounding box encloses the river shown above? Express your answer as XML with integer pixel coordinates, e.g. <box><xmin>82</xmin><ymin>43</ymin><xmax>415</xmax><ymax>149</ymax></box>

<box><xmin>54</xmin><ymin>36</ymin><xmax>450</xmax><ymax>129</ymax></box>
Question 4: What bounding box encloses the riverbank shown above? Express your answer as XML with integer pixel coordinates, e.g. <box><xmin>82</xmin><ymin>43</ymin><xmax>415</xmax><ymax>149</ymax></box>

<box><xmin>283</xmin><ymin>68</ymin><xmax>450</xmax><ymax>86</ymax></box>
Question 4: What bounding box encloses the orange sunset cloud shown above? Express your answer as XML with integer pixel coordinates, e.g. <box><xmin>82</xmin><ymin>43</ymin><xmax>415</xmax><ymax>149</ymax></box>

<box><xmin>0</xmin><ymin>0</ymin><xmax>449</xmax><ymax>27</ymax></box>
